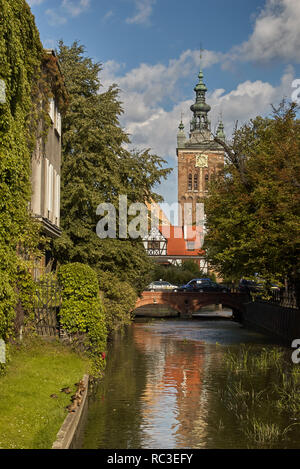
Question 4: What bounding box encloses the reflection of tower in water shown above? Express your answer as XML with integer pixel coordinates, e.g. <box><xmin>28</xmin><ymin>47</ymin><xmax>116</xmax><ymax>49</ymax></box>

<box><xmin>161</xmin><ymin>344</ymin><xmax>206</xmax><ymax>447</ymax></box>
<box><xmin>132</xmin><ymin>324</ymin><xmax>209</xmax><ymax>448</ymax></box>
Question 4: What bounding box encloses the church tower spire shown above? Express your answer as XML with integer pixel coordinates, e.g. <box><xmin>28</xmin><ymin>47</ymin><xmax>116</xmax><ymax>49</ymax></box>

<box><xmin>216</xmin><ymin>119</ymin><xmax>226</xmax><ymax>141</ymax></box>
<box><xmin>190</xmin><ymin>50</ymin><xmax>211</xmax><ymax>135</ymax></box>
<box><xmin>177</xmin><ymin>114</ymin><xmax>186</xmax><ymax>148</ymax></box>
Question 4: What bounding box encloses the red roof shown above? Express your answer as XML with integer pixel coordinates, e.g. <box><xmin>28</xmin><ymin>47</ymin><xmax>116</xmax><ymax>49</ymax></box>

<box><xmin>159</xmin><ymin>225</ymin><xmax>205</xmax><ymax>257</ymax></box>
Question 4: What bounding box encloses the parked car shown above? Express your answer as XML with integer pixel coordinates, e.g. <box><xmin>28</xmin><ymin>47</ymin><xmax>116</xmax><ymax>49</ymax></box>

<box><xmin>238</xmin><ymin>279</ymin><xmax>263</xmax><ymax>294</ymax></box>
<box><xmin>147</xmin><ymin>280</ymin><xmax>178</xmax><ymax>292</ymax></box>
<box><xmin>178</xmin><ymin>278</ymin><xmax>229</xmax><ymax>293</ymax></box>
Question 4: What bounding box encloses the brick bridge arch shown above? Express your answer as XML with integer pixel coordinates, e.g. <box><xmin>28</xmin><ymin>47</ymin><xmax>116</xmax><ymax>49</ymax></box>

<box><xmin>134</xmin><ymin>291</ymin><xmax>248</xmax><ymax>318</ymax></box>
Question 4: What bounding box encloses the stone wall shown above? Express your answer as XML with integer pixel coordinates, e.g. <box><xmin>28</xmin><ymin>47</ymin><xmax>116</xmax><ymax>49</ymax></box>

<box><xmin>52</xmin><ymin>374</ymin><xmax>89</xmax><ymax>449</ymax></box>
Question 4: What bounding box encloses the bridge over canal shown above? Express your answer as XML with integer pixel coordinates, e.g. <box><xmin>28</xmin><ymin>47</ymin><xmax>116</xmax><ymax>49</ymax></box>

<box><xmin>134</xmin><ymin>291</ymin><xmax>249</xmax><ymax>319</ymax></box>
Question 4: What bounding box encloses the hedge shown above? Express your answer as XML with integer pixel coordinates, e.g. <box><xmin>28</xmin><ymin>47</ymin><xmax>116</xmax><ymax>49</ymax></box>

<box><xmin>58</xmin><ymin>263</ymin><xmax>107</xmax><ymax>376</ymax></box>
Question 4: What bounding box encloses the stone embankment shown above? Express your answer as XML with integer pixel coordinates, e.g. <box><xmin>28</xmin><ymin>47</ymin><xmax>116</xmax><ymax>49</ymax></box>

<box><xmin>52</xmin><ymin>374</ymin><xmax>89</xmax><ymax>449</ymax></box>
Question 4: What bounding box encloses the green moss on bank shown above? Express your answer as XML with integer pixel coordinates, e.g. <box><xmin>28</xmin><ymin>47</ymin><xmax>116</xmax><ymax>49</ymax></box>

<box><xmin>0</xmin><ymin>337</ymin><xmax>89</xmax><ymax>449</ymax></box>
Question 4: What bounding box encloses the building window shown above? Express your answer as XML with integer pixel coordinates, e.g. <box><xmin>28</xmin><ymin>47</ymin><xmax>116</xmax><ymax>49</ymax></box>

<box><xmin>46</xmin><ymin>160</ymin><xmax>53</xmax><ymax>216</ymax></box>
<box><xmin>55</xmin><ymin>111</ymin><xmax>61</xmax><ymax>136</ymax></box>
<box><xmin>49</xmin><ymin>98</ymin><xmax>55</xmax><ymax>123</ymax></box>
<box><xmin>148</xmin><ymin>241</ymin><xmax>160</xmax><ymax>251</ymax></box>
<box><xmin>54</xmin><ymin>172</ymin><xmax>60</xmax><ymax>225</ymax></box>
<box><xmin>188</xmin><ymin>174</ymin><xmax>192</xmax><ymax>191</ymax></box>
<box><xmin>194</xmin><ymin>174</ymin><xmax>198</xmax><ymax>190</ymax></box>
<box><xmin>186</xmin><ymin>241</ymin><xmax>195</xmax><ymax>251</ymax></box>
<box><xmin>205</xmin><ymin>173</ymin><xmax>209</xmax><ymax>190</ymax></box>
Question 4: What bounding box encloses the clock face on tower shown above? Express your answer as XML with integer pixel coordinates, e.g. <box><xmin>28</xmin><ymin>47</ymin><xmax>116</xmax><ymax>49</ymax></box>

<box><xmin>195</xmin><ymin>153</ymin><xmax>208</xmax><ymax>168</ymax></box>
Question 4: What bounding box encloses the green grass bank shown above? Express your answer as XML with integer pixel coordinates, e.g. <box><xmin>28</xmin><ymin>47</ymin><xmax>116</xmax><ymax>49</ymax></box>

<box><xmin>0</xmin><ymin>337</ymin><xmax>89</xmax><ymax>449</ymax></box>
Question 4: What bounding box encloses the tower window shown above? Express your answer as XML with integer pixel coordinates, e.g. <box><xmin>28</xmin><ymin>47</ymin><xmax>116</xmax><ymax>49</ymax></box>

<box><xmin>205</xmin><ymin>173</ymin><xmax>209</xmax><ymax>190</ymax></box>
<box><xmin>188</xmin><ymin>174</ymin><xmax>192</xmax><ymax>191</ymax></box>
<box><xmin>194</xmin><ymin>174</ymin><xmax>198</xmax><ymax>190</ymax></box>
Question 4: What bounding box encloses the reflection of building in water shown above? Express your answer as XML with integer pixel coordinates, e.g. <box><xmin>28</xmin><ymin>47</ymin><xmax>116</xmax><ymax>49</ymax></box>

<box><xmin>132</xmin><ymin>324</ymin><xmax>208</xmax><ymax>447</ymax></box>
<box><xmin>132</xmin><ymin>325</ymin><xmax>173</xmax><ymax>419</ymax></box>
<box><xmin>161</xmin><ymin>349</ymin><xmax>206</xmax><ymax>447</ymax></box>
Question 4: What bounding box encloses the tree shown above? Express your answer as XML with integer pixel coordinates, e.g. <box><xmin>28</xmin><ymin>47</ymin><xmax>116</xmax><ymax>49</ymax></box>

<box><xmin>54</xmin><ymin>41</ymin><xmax>171</xmax><ymax>294</ymax></box>
<box><xmin>152</xmin><ymin>260</ymin><xmax>211</xmax><ymax>286</ymax></box>
<box><xmin>204</xmin><ymin>102</ymin><xmax>300</xmax><ymax>304</ymax></box>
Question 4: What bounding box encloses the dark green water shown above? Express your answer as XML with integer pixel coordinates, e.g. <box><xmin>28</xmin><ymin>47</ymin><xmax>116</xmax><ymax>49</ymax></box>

<box><xmin>82</xmin><ymin>316</ymin><xmax>300</xmax><ymax>449</ymax></box>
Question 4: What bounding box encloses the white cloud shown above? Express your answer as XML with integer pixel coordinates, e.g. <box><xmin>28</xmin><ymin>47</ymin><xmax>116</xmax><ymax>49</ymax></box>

<box><xmin>27</xmin><ymin>0</ymin><xmax>45</xmax><ymax>5</ymax></box>
<box><xmin>151</xmin><ymin>67</ymin><xmax>295</xmax><ymax>204</ymax></box>
<box><xmin>101</xmin><ymin>49</ymin><xmax>222</xmax><ymax>107</ymax></box>
<box><xmin>232</xmin><ymin>0</ymin><xmax>300</xmax><ymax>63</ymax></box>
<box><xmin>208</xmin><ymin>66</ymin><xmax>295</xmax><ymax>135</ymax></box>
<box><xmin>46</xmin><ymin>9</ymin><xmax>67</xmax><ymax>26</ymax></box>
<box><xmin>44</xmin><ymin>0</ymin><xmax>90</xmax><ymax>26</ymax></box>
<box><xmin>62</xmin><ymin>0</ymin><xmax>90</xmax><ymax>17</ymax></box>
<box><xmin>100</xmin><ymin>48</ymin><xmax>295</xmax><ymax>169</ymax></box>
<box><xmin>126</xmin><ymin>0</ymin><xmax>156</xmax><ymax>25</ymax></box>
<box><xmin>102</xmin><ymin>10</ymin><xmax>114</xmax><ymax>23</ymax></box>
<box><xmin>99</xmin><ymin>49</ymin><xmax>221</xmax><ymax>157</ymax></box>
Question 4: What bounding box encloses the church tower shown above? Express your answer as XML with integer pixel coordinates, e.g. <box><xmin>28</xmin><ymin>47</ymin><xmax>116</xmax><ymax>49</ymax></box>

<box><xmin>177</xmin><ymin>63</ymin><xmax>225</xmax><ymax>224</ymax></box>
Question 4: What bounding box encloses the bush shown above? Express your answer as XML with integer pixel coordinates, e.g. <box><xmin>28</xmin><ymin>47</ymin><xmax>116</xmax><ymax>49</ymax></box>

<box><xmin>58</xmin><ymin>263</ymin><xmax>107</xmax><ymax>376</ymax></box>
<box><xmin>98</xmin><ymin>270</ymin><xmax>137</xmax><ymax>333</ymax></box>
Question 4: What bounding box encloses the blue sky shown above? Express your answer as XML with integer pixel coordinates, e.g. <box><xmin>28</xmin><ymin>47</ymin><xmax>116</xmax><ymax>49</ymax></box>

<box><xmin>28</xmin><ymin>0</ymin><xmax>300</xmax><ymax>204</ymax></box>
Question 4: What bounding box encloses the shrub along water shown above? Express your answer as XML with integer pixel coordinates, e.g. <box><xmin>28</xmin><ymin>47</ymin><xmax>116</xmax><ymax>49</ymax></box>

<box><xmin>98</xmin><ymin>270</ymin><xmax>137</xmax><ymax>333</ymax></box>
<box><xmin>58</xmin><ymin>263</ymin><xmax>107</xmax><ymax>377</ymax></box>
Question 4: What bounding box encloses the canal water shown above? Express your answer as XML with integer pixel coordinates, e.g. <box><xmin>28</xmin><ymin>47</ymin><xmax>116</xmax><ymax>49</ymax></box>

<box><xmin>81</xmin><ymin>313</ymin><xmax>300</xmax><ymax>449</ymax></box>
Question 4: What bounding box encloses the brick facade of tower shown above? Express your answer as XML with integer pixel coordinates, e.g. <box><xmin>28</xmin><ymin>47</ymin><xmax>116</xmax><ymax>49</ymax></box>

<box><xmin>177</xmin><ymin>148</ymin><xmax>224</xmax><ymax>222</ymax></box>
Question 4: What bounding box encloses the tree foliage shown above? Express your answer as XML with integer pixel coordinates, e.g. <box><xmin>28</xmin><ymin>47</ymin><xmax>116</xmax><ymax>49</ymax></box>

<box><xmin>205</xmin><ymin>102</ymin><xmax>300</xmax><ymax>303</ymax></box>
<box><xmin>98</xmin><ymin>270</ymin><xmax>137</xmax><ymax>333</ymax></box>
<box><xmin>153</xmin><ymin>260</ymin><xmax>214</xmax><ymax>286</ymax></box>
<box><xmin>54</xmin><ymin>41</ymin><xmax>170</xmax><ymax>296</ymax></box>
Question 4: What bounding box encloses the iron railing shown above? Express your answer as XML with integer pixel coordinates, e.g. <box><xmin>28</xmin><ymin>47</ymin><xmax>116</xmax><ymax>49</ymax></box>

<box><xmin>34</xmin><ymin>279</ymin><xmax>61</xmax><ymax>337</ymax></box>
<box><xmin>221</xmin><ymin>284</ymin><xmax>298</xmax><ymax>309</ymax></box>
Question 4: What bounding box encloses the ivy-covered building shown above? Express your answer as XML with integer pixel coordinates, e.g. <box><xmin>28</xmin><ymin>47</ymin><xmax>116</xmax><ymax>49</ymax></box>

<box><xmin>30</xmin><ymin>49</ymin><xmax>67</xmax><ymax>276</ymax></box>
